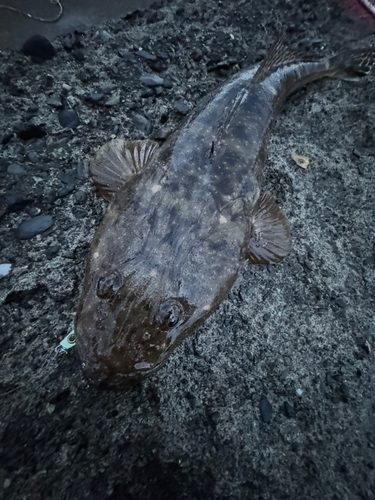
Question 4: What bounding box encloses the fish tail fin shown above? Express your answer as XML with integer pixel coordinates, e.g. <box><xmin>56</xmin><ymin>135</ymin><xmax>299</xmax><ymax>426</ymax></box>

<box><xmin>329</xmin><ymin>47</ymin><xmax>375</xmax><ymax>80</ymax></box>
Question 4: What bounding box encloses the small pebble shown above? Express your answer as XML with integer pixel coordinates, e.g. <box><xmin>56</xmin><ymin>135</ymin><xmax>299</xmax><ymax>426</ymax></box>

<box><xmin>75</xmin><ymin>190</ymin><xmax>87</xmax><ymax>203</ymax></box>
<box><xmin>335</xmin><ymin>298</ymin><xmax>348</xmax><ymax>309</ymax></box>
<box><xmin>101</xmin><ymin>30</ymin><xmax>113</xmax><ymax>40</ymax></box>
<box><xmin>28</xmin><ymin>207</ymin><xmax>41</xmax><ymax>217</ymax></box>
<box><xmin>259</xmin><ymin>395</ymin><xmax>273</xmax><ymax>423</ymax></box>
<box><xmin>72</xmin><ymin>48</ymin><xmax>85</xmax><ymax>61</ymax></box>
<box><xmin>46</xmin><ymin>244</ymin><xmax>60</xmax><ymax>259</ymax></box>
<box><xmin>140</xmin><ymin>74</ymin><xmax>164</xmax><ymax>86</ymax></box>
<box><xmin>16</xmin><ymin>215</ymin><xmax>53</xmax><ymax>239</ymax></box>
<box><xmin>105</xmin><ymin>94</ymin><xmax>120</xmax><ymax>107</ymax></box>
<box><xmin>0</xmin><ymin>263</ymin><xmax>12</xmax><ymax>278</ymax></box>
<box><xmin>174</xmin><ymin>101</ymin><xmax>190</xmax><ymax>115</ymax></box>
<box><xmin>2</xmin><ymin>132</ymin><xmax>14</xmax><ymax>144</ymax></box>
<box><xmin>137</xmin><ymin>49</ymin><xmax>157</xmax><ymax>61</ymax></box>
<box><xmin>46</xmin><ymin>403</ymin><xmax>55</xmax><ymax>414</ymax></box>
<box><xmin>47</xmin><ymin>96</ymin><xmax>63</xmax><ymax>109</ymax></box>
<box><xmin>22</xmin><ymin>34</ymin><xmax>56</xmax><ymax>62</ymax></box>
<box><xmin>14</xmin><ymin>123</ymin><xmax>46</xmax><ymax>140</ymax></box>
<box><xmin>7</xmin><ymin>163</ymin><xmax>26</xmax><ymax>176</ymax></box>
<box><xmin>4</xmin><ymin>193</ymin><xmax>32</xmax><ymax>212</ymax></box>
<box><xmin>27</xmin><ymin>152</ymin><xmax>39</xmax><ymax>163</ymax></box>
<box><xmin>163</xmin><ymin>77</ymin><xmax>173</xmax><ymax>89</ymax></box>
<box><xmin>58</xmin><ymin>110</ymin><xmax>80</xmax><ymax>129</ymax></box>
<box><xmin>284</xmin><ymin>402</ymin><xmax>296</xmax><ymax>418</ymax></box>
<box><xmin>86</xmin><ymin>93</ymin><xmax>104</xmax><ymax>103</ymax></box>
<box><xmin>58</xmin><ymin>169</ymin><xmax>77</xmax><ymax>197</ymax></box>
<box><xmin>133</xmin><ymin>114</ymin><xmax>153</xmax><ymax>136</ymax></box>
<box><xmin>263</xmin><ymin>313</ymin><xmax>271</xmax><ymax>322</ymax></box>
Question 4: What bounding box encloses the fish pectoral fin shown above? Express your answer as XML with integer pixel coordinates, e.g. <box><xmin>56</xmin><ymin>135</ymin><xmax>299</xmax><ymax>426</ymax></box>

<box><xmin>90</xmin><ymin>139</ymin><xmax>159</xmax><ymax>201</ymax></box>
<box><xmin>246</xmin><ymin>191</ymin><xmax>292</xmax><ymax>265</ymax></box>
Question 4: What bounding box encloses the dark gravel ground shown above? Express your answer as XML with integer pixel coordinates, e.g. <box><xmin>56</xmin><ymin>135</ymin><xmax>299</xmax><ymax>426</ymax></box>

<box><xmin>1</xmin><ymin>0</ymin><xmax>375</xmax><ymax>499</ymax></box>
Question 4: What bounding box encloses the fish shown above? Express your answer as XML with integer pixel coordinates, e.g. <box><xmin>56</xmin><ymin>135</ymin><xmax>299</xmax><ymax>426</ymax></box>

<box><xmin>75</xmin><ymin>34</ymin><xmax>375</xmax><ymax>388</ymax></box>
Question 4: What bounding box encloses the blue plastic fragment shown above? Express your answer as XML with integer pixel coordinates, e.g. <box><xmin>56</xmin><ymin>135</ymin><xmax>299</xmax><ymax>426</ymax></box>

<box><xmin>59</xmin><ymin>330</ymin><xmax>76</xmax><ymax>350</ymax></box>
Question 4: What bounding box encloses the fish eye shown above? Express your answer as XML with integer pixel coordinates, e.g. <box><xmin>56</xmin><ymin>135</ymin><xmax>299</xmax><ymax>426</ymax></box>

<box><xmin>96</xmin><ymin>270</ymin><xmax>122</xmax><ymax>299</ymax></box>
<box><xmin>155</xmin><ymin>299</ymin><xmax>184</xmax><ymax>329</ymax></box>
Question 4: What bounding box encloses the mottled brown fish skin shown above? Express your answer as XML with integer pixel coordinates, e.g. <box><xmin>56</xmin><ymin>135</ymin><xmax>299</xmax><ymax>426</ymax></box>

<box><xmin>75</xmin><ymin>38</ymin><xmax>375</xmax><ymax>389</ymax></box>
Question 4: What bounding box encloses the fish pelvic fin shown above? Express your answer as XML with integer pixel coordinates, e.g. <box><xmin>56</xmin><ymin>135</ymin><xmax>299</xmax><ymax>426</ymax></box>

<box><xmin>90</xmin><ymin>139</ymin><xmax>159</xmax><ymax>202</ymax></box>
<box><xmin>245</xmin><ymin>191</ymin><xmax>292</xmax><ymax>265</ymax></box>
<box><xmin>329</xmin><ymin>47</ymin><xmax>375</xmax><ymax>80</ymax></box>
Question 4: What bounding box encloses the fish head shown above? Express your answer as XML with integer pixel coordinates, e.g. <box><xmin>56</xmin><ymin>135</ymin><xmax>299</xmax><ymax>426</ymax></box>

<box><xmin>74</xmin><ymin>254</ymin><xmax>202</xmax><ymax>388</ymax></box>
<box><xmin>75</xmin><ymin>203</ymin><xmax>238</xmax><ymax>389</ymax></box>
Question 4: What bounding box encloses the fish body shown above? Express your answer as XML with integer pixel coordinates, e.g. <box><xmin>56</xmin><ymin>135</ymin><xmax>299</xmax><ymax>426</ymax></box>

<box><xmin>75</xmin><ymin>36</ymin><xmax>375</xmax><ymax>388</ymax></box>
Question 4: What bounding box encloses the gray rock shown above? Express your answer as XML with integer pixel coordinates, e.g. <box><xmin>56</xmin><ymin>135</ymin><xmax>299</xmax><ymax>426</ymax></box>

<box><xmin>57</xmin><ymin>169</ymin><xmax>77</xmax><ymax>197</ymax></box>
<box><xmin>104</xmin><ymin>94</ymin><xmax>120</xmax><ymax>107</ymax></box>
<box><xmin>27</xmin><ymin>152</ymin><xmax>39</xmax><ymax>163</ymax></box>
<box><xmin>58</xmin><ymin>109</ymin><xmax>80</xmax><ymax>129</ymax></box>
<box><xmin>174</xmin><ymin>101</ymin><xmax>190</xmax><ymax>115</ymax></box>
<box><xmin>101</xmin><ymin>30</ymin><xmax>113</xmax><ymax>40</ymax></box>
<box><xmin>132</xmin><ymin>114</ymin><xmax>153</xmax><ymax>136</ymax></box>
<box><xmin>86</xmin><ymin>93</ymin><xmax>104</xmax><ymax>103</ymax></box>
<box><xmin>75</xmin><ymin>190</ymin><xmax>87</xmax><ymax>203</ymax></box>
<box><xmin>47</xmin><ymin>96</ymin><xmax>63</xmax><ymax>109</ymax></box>
<box><xmin>140</xmin><ymin>74</ymin><xmax>164</xmax><ymax>86</ymax></box>
<box><xmin>7</xmin><ymin>163</ymin><xmax>26</xmax><ymax>176</ymax></box>
<box><xmin>137</xmin><ymin>50</ymin><xmax>157</xmax><ymax>61</ymax></box>
<box><xmin>16</xmin><ymin>215</ymin><xmax>53</xmax><ymax>239</ymax></box>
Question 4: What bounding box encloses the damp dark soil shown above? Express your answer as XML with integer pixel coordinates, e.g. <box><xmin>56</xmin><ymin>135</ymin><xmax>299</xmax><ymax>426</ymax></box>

<box><xmin>0</xmin><ymin>1</ymin><xmax>375</xmax><ymax>499</ymax></box>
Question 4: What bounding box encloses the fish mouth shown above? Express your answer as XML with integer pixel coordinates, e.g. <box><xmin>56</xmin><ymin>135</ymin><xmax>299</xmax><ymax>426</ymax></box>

<box><xmin>80</xmin><ymin>358</ymin><xmax>160</xmax><ymax>389</ymax></box>
<box><xmin>76</xmin><ymin>334</ymin><xmax>163</xmax><ymax>389</ymax></box>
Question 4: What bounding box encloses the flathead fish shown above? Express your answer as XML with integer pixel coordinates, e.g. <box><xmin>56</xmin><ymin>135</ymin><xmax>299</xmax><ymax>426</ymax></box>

<box><xmin>75</xmin><ymin>35</ymin><xmax>375</xmax><ymax>388</ymax></box>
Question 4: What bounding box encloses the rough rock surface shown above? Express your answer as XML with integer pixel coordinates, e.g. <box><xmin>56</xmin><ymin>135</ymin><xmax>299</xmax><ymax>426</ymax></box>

<box><xmin>0</xmin><ymin>1</ymin><xmax>374</xmax><ymax>499</ymax></box>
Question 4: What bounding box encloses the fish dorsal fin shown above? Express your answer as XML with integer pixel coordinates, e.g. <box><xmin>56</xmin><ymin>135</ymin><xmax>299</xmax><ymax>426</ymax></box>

<box><xmin>90</xmin><ymin>139</ymin><xmax>159</xmax><ymax>201</ymax></box>
<box><xmin>246</xmin><ymin>191</ymin><xmax>292</xmax><ymax>264</ymax></box>
<box><xmin>252</xmin><ymin>33</ymin><xmax>299</xmax><ymax>83</ymax></box>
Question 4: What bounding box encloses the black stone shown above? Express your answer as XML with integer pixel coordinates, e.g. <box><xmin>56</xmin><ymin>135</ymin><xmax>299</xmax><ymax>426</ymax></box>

<box><xmin>2</xmin><ymin>133</ymin><xmax>14</xmax><ymax>145</ymax></box>
<box><xmin>22</xmin><ymin>35</ymin><xmax>56</xmax><ymax>62</ymax></box>
<box><xmin>163</xmin><ymin>77</ymin><xmax>173</xmax><ymax>89</ymax></box>
<box><xmin>72</xmin><ymin>48</ymin><xmax>85</xmax><ymax>62</ymax></box>
<box><xmin>14</xmin><ymin>123</ymin><xmax>47</xmax><ymax>140</ymax></box>
<box><xmin>2</xmin><ymin>193</ymin><xmax>33</xmax><ymax>213</ymax></box>
<box><xmin>16</xmin><ymin>215</ymin><xmax>53</xmax><ymax>239</ymax></box>
<box><xmin>263</xmin><ymin>313</ymin><xmax>271</xmax><ymax>322</ymax></box>
<box><xmin>58</xmin><ymin>110</ymin><xmax>80</xmax><ymax>129</ymax></box>
<box><xmin>46</xmin><ymin>244</ymin><xmax>60</xmax><ymax>259</ymax></box>
<box><xmin>259</xmin><ymin>395</ymin><xmax>273</xmax><ymax>423</ymax></box>
<box><xmin>284</xmin><ymin>402</ymin><xmax>297</xmax><ymax>418</ymax></box>
<box><xmin>190</xmin><ymin>49</ymin><xmax>203</xmax><ymax>61</ymax></box>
